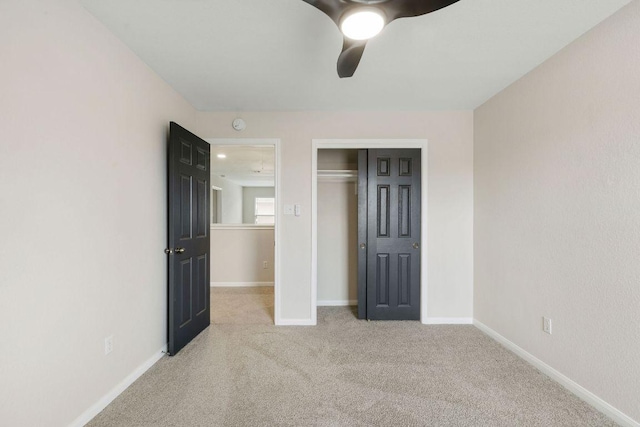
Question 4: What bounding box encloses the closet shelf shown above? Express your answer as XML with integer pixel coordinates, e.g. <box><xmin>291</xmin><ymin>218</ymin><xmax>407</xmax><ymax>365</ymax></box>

<box><xmin>317</xmin><ymin>169</ymin><xmax>357</xmax><ymax>182</ymax></box>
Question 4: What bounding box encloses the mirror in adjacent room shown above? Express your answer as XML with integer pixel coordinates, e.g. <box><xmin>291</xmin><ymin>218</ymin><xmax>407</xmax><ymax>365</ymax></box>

<box><xmin>210</xmin><ymin>145</ymin><xmax>275</xmax><ymax>225</ymax></box>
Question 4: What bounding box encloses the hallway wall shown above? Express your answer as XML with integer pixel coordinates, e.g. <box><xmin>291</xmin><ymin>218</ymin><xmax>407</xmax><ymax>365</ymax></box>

<box><xmin>210</xmin><ymin>227</ymin><xmax>275</xmax><ymax>284</ymax></box>
<box><xmin>211</xmin><ymin>175</ymin><xmax>243</xmax><ymax>224</ymax></box>
<box><xmin>243</xmin><ymin>187</ymin><xmax>276</xmax><ymax>224</ymax></box>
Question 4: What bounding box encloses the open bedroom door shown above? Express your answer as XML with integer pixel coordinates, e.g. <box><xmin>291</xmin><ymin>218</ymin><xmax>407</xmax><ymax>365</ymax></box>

<box><xmin>166</xmin><ymin>122</ymin><xmax>210</xmax><ymax>355</ymax></box>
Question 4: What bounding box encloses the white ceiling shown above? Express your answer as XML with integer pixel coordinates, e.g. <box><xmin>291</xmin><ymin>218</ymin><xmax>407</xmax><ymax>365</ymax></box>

<box><xmin>211</xmin><ymin>145</ymin><xmax>274</xmax><ymax>187</ymax></box>
<box><xmin>81</xmin><ymin>0</ymin><xmax>630</xmax><ymax>111</ymax></box>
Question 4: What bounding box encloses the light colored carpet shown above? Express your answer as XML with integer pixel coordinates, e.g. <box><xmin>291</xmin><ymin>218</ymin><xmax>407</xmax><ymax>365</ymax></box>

<box><xmin>87</xmin><ymin>306</ymin><xmax>615</xmax><ymax>427</ymax></box>
<box><xmin>210</xmin><ymin>286</ymin><xmax>274</xmax><ymax>325</ymax></box>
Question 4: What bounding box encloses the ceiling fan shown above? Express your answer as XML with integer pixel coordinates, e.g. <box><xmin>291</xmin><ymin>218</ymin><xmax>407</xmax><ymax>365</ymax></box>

<box><xmin>302</xmin><ymin>0</ymin><xmax>461</xmax><ymax>78</ymax></box>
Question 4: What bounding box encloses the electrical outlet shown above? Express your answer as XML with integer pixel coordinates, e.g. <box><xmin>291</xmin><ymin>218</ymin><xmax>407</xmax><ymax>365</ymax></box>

<box><xmin>543</xmin><ymin>317</ymin><xmax>552</xmax><ymax>335</ymax></box>
<box><xmin>263</xmin><ymin>261</ymin><xmax>268</xmax><ymax>269</ymax></box>
<box><xmin>104</xmin><ymin>335</ymin><xmax>114</xmax><ymax>355</ymax></box>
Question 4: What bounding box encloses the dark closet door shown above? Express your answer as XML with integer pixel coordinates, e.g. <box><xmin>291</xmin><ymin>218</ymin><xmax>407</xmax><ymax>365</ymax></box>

<box><xmin>167</xmin><ymin>122</ymin><xmax>210</xmax><ymax>355</ymax></box>
<box><xmin>359</xmin><ymin>149</ymin><xmax>421</xmax><ymax>320</ymax></box>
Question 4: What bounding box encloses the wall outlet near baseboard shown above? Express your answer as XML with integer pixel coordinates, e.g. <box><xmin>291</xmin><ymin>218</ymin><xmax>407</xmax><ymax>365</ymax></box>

<box><xmin>543</xmin><ymin>317</ymin><xmax>552</xmax><ymax>335</ymax></box>
<box><xmin>105</xmin><ymin>335</ymin><xmax>114</xmax><ymax>355</ymax></box>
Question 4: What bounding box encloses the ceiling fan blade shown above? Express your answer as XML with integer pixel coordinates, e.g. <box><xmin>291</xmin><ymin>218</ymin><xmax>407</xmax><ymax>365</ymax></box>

<box><xmin>300</xmin><ymin>0</ymin><xmax>343</xmax><ymax>24</ymax></box>
<box><xmin>383</xmin><ymin>0</ymin><xmax>461</xmax><ymax>21</ymax></box>
<box><xmin>302</xmin><ymin>0</ymin><xmax>461</xmax><ymax>77</ymax></box>
<box><xmin>337</xmin><ymin>38</ymin><xmax>367</xmax><ymax>78</ymax></box>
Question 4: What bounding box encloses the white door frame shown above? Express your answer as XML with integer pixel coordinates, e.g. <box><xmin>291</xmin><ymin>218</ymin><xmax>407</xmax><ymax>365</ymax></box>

<box><xmin>210</xmin><ymin>185</ymin><xmax>223</xmax><ymax>224</ymax></box>
<box><xmin>206</xmin><ymin>138</ymin><xmax>282</xmax><ymax>325</ymax></box>
<box><xmin>311</xmin><ymin>139</ymin><xmax>429</xmax><ymax>324</ymax></box>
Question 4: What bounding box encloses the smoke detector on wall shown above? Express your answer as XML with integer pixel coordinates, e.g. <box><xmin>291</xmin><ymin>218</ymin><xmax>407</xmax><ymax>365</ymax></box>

<box><xmin>232</xmin><ymin>118</ymin><xmax>246</xmax><ymax>131</ymax></box>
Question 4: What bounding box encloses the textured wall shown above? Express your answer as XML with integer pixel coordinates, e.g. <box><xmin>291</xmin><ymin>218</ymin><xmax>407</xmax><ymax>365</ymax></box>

<box><xmin>474</xmin><ymin>1</ymin><xmax>640</xmax><ymax>421</ymax></box>
<box><xmin>0</xmin><ymin>0</ymin><xmax>196</xmax><ymax>425</ymax></box>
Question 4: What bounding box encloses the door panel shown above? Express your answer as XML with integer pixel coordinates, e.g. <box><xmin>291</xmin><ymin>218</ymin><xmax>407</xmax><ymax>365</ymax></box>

<box><xmin>168</xmin><ymin>122</ymin><xmax>210</xmax><ymax>355</ymax></box>
<box><xmin>179</xmin><ymin>258</ymin><xmax>193</xmax><ymax>327</ymax></box>
<box><xmin>398</xmin><ymin>254</ymin><xmax>411</xmax><ymax>306</ymax></box>
<box><xmin>196</xmin><ymin>179</ymin><xmax>208</xmax><ymax>237</ymax></box>
<box><xmin>399</xmin><ymin>186</ymin><xmax>411</xmax><ymax>237</ymax></box>
<box><xmin>179</xmin><ymin>175</ymin><xmax>192</xmax><ymax>239</ymax></box>
<box><xmin>365</xmin><ymin>149</ymin><xmax>421</xmax><ymax>320</ymax></box>
<box><xmin>376</xmin><ymin>253</ymin><xmax>390</xmax><ymax>306</ymax></box>
<box><xmin>196</xmin><ymin>254</ymin><xmax>208</xmax><ymax>315</ymax></box>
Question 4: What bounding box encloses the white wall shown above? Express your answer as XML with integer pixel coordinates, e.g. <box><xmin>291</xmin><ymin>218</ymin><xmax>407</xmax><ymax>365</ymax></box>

<box><xmin>318</xmin><ymin>148</ymin><xmax>358</xmax><ymax>170</ymax></box>
<box><xmin>210</xmin><ymin>227</ymin><xmax>275</xmax><ymax>284</ymax></box>
<box><xmin>211</xmin><ymin>175</ymin><xmax>243</xmax><ymax>224</ymax></box>
<box><xmin>474</xmin><ymin>1</ymin><xmax>640</xmax><ymax>422</ymax></box>
<box><xmin>195</xmin><ymin>111</ymin><xmax>474</xmax><ymax>321</ymax></box>
<box><xmin>242</xmin><ymin>186</ymin><xmax>275</xmax><ymax>224</ymax></box>
<box><xmin>0</xmin><ymin>0</ymin><xmax>196</xmax><ymax>425</ymax></box>
<box><xmin>317</xmin><ymin>180</ymin><xmax>358</xmax><ymax>304</ymax></box>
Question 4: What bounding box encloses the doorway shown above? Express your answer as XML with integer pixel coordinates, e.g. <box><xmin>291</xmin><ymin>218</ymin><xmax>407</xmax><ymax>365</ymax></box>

<box><xmin>206</xmin><ymin>138</ymin><xmax>282</xmax><ymax>325</ymax></box>
<box><xmin>311</xmin><ymin>139</ymin><xmax>428</xmax><ymax>324</ymax></box>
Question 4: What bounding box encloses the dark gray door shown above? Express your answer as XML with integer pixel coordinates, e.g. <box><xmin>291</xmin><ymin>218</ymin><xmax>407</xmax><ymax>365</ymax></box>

<box><xmin>358</xmin><ymin>149</ymin><xmax>421</xmax><ymax>320</ymax></box>
<box><xmin>167</xmin><ymin>122</ymin><xmax>210</xmax><ymax>355</ymax></box>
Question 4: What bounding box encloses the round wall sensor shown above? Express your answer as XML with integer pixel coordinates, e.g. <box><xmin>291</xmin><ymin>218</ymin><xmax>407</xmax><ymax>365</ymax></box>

<box><xmin>232</xmin><ymin>118</ymin><xmax>246</xmax><ymax>131</ymax></box>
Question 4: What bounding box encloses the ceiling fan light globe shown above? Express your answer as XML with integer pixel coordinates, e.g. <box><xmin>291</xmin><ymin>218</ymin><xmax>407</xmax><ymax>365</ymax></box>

<box><xmin>340</xmin><ymin>9</ymin><xmax>385</xmax><ymax>41</ymax></box>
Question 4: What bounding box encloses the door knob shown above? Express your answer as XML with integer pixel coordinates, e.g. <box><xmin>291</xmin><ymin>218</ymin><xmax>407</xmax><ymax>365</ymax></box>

<box><xmin>360</xmin><ymin>243</ymin><xmax>366</xmax><ymax>250</ymax></box>
<box><xmin>175</xmin><ymin>247</ymin><xmax>185</xmax><ymax>254</ymax></box>
<box><xmin>164</xmin><ymin>248</ymin><xmax>173</xmax><ymax>254</ymax></box>
<box><xmin>413</xmin><ymin>243</ymin><xmax>419</xmax><ymax>249</ymax></box>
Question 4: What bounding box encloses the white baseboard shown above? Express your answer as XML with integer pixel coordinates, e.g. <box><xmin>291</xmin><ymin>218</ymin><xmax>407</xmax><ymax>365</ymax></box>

<box><xmin>210</xmin><ymin>282</ymin><xmax>274</xmax><ymax>287</ymax></box>
<box><xmin>276</xmin><ymin>318</ymin><xmax>316</xmax><ymax>326</ymax></box>
<box><xmin>423</xmin><ymin>317</ymin><xmax>473</xmax><ymax>325</ymax></box>
<box><xmin>474</xmin><ymin>320</ymin><xmax>639</xmax><ymax>427</ymax></box>
<box><xmin>69</xmin><ymin>344</ymin><xmax>167</xmax><ymax>427</ymax></box>
<box><xmin>317</xmin><ymin>299</ymin><xmax>357</xmax><ymax>306</ymax></box>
